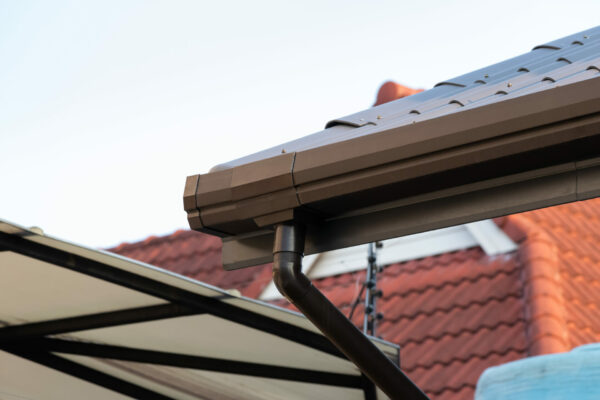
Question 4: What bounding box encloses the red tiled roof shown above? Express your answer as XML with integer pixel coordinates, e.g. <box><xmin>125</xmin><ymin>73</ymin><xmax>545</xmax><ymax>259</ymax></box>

<box><xmin>109</xmin><ymin>200</ymin><xmax>600</xmax><ymax>399</ymax></box>
<box><xmin>109</xmin><ymin>83</ymin><xmax>600</xmax><ymax>399</ymax></box>
<box><xmin>110</xmin><ymin>229</ymin><xmax>272</xmax><ymax>299</ymax></box>
<box><xmin>269</xmin><ymin>244</ymin><xmax>525</xmax><ymax>398</ymax></box>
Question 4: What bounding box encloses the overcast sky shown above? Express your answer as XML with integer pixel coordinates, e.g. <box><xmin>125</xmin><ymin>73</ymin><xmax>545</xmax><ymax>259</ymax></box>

<box><xmin>2</xmin><ymin>0</ymin><xmax>599</xmax><ymax>248</ymax></box>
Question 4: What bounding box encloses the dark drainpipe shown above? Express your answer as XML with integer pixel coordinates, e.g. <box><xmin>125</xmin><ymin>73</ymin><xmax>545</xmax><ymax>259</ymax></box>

<box><xmin>272</xmin><ymin>222</ymin><xmax>429</xmax><ymax>400</ymax></box>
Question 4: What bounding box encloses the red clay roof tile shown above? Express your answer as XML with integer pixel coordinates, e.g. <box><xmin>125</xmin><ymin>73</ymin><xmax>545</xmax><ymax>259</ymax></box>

<box><xmin>108</xmin><ymin>229</ymin><xmax>272</xmax><ymax>297</ymax></box>
<box><xmin>435</xmin><ymin>385</ymin><xmax>474</xmax><ymax>400</ymax></box>
<box><xmin>414</xmin><ymin>349</ymin><xmax>525</xmax><ymax>396</ymax></box>
<box><xmin>374</xmin><ymin>81</ymin><xmax>424</xmax><ymax>106</ymax></box>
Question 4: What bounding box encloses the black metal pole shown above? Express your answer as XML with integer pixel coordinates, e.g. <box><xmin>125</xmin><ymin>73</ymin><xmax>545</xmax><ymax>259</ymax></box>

<box><xmin>272</xmin><ymin>222</ymin><xmax>429</xmax><ymax>400</ymax></box>
<box><xmin>364</xmin><ymin>242</ymin><xmax>383</xmax><ymax>335</ymax></box>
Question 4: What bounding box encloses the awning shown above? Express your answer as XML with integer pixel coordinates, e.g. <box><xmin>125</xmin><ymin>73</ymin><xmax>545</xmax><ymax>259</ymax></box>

<box><xmin>0</xmin><ymin>219</ymin><xmax>397</xmax><ymax>399</ymax></box>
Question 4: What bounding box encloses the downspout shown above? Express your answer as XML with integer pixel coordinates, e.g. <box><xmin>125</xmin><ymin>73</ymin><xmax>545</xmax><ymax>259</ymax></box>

<box><xmin>272</xmin><ymin>222</ymin><xmax>429</xmax><ymax>400</ymax></box>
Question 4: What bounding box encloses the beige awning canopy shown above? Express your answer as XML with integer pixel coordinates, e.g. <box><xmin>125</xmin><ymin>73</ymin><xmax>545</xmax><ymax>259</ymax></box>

<box><xmin>0</xmin><ymin>219</ymin><xmax>397</xmax><ymax>400</ymax></box>
<box><xmin>184</xmin><ymin>26</ymin><xmax>600</xmax><ymax>270</ymax></box>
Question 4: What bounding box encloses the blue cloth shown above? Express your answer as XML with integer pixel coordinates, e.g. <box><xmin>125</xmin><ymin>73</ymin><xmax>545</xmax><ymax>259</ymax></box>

<box><xmin>475</xmin><ymin>343</ymin><xmax>600</xmax><ymax>400</ymax></box>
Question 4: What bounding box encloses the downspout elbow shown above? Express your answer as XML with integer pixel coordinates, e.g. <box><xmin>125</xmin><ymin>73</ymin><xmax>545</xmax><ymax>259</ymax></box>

<box><xmin>272</xmin><ymin>223</ymin><xmax>311</xmax><ymax>302</ymax></box>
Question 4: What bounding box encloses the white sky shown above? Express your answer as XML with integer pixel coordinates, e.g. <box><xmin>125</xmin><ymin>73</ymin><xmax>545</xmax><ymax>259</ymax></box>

<box><xmin>1</xmin><ymin>0</ymin><xmax>599</xmax><ymax>248</ymax></box>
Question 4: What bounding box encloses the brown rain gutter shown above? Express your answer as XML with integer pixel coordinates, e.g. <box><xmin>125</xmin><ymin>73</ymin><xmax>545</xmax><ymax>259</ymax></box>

<box><xmin>272</xmin><ymin>222</ymin><xmax>429</xmax><ymax>400</ymax></box>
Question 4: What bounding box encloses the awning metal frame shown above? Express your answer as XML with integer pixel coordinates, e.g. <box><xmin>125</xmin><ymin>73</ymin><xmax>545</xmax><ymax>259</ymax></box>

<box><xmin>0</xmin><ymin>231</ymin><xmax>381</xmax><ymax>399</ymax></box>
<box><xmin>5</xmin><ymin>338</ymin><xmax>371</xmax><ymax>389</ymax></box>
<box><xmin>3</xmin><ymin>347</ymin><xmax>173</xmax><ymax>400</ymax></box>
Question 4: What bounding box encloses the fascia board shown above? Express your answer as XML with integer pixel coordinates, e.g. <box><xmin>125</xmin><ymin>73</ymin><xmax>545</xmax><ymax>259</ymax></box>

<box><xmin>222</xmin><ymin>157</ymin><xmax>600</xmax><ymax>269</ymax></box>
<box><xmin>296</xmin><ymin>111</ymin><xmax>600</xmax><ymax>207</ymax></box>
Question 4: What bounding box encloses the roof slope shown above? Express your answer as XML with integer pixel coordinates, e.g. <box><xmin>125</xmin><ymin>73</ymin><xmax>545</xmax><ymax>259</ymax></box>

<box><xmin>109</xmin><ymin>198</ymin><xmax>600</xmax><ymax>400</ymax></box>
